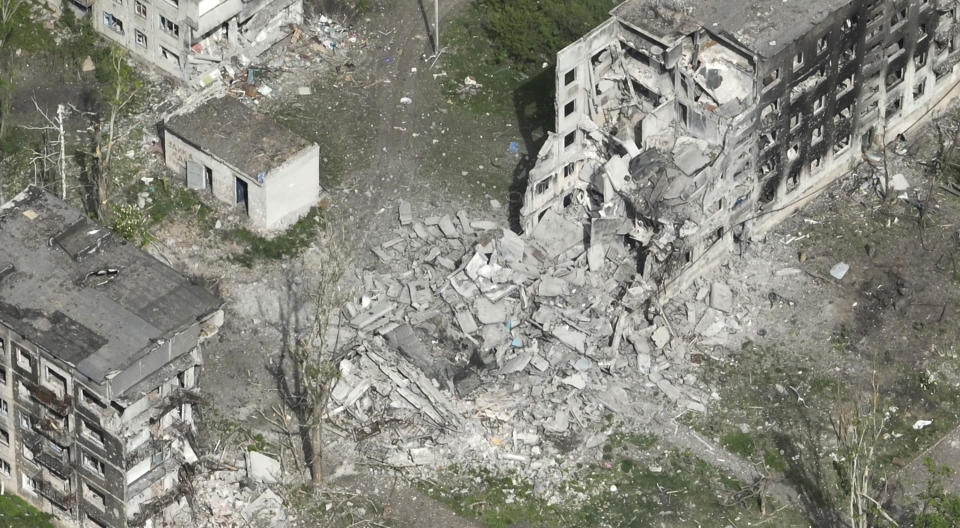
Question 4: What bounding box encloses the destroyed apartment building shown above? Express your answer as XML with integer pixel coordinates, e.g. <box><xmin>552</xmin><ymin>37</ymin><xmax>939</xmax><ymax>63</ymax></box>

<box><xmin>0</xmin><ymin>187</ymin><xmax>223</xmax><ymax>527</ymax></box>
<box><xmin>163</xmin><ymin>96</ymin><xmax>322</xmax><ymax>231</ymax></box>
<box><xmin>522</xmin><ymin>0</ymin><xmax>960</xmax><ymax>293</ymax></box>
<box><xmin>53</xmin><ymin>0</ymin><xmax>301</xmax><ymax>84</ymax></box>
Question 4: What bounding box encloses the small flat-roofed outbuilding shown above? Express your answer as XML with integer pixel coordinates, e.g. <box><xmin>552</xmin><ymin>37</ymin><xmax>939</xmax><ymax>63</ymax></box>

<box><xmin>163</xmin><ymin>96</ymin><xmax>321</xmax><ymax>231</ymax></box>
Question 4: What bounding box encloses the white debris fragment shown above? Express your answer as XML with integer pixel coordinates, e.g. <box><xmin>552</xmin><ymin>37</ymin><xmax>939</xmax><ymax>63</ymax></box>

<box><xmin>913</xmin><ymin>419</ymin><xmax>933</xmax><ymax>430</ymax></box>
<box><xmin>830</xmin><ymin>262</ymin><xmax>850</xmax><ymax>280</ymax></box>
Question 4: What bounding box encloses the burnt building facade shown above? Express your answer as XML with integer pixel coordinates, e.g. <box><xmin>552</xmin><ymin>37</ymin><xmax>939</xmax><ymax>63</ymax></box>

<box><xmin>0</xmin><ymin>188</ymin><xmax>223</xmax><ymax>527</ymax></box>
<box><xmin>522</xmin><ymin>0</ymin><xmax>960</xmax><ymax>292</ymax></box>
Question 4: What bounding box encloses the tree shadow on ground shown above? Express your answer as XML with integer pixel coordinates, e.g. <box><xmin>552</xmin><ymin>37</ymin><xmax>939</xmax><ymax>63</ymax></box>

<box><xmin>771</xmin><ymin>403</ymin><xmax>846</xmax><ymax>527</ymax></box>
<box><xmin>262</xmin><ymin>264</ymin><xmax>317</xmax><ymax>480</ymax></box>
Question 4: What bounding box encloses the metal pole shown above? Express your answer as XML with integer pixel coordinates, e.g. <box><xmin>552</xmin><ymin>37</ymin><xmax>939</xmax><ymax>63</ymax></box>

<box><xmin>434</xmin><ymin>0</ymin><xmax>439</xmax><ymax>52</ymax></box>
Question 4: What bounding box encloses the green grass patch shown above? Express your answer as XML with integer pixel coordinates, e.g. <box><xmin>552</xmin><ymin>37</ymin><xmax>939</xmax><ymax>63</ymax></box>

<box><xmin>721</xmin><ymin>430</ymin><xmax>756</xmax><ymax>458</ymax></box>
<box><xmin>428</xmin><ymin>432</ymin><xmax>807</xmax><ymax>528</ymax></box>
<box><xmin>229</xmin><ymin>207</ymin><xmax>324</xmax><ymax>267</ymax></box>
<box><xmin>145</xmin><ymin>179</ymin><xmax>217</xmax><ymax>231</ymax></box>
<box><xmin>0</xmin><ymin>494</ymin><xmax>55</xmax><ymax>528</ymax></box>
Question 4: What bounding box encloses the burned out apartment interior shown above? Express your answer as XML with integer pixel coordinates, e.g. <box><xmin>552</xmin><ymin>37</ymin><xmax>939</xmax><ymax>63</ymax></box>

<box><xmin>3</xmin><ymin>0</ymin><xmax>960</xmax><ymax>526</ymax></box>
<box><xmin>0</xmin><ymin>188</ymin><xmax>223</xmax><ymax>527</ymax></box>
<box><xmin>523</xmin><ymin>0</ymin><xmax>960</xmax><ymax>293</ymax></box>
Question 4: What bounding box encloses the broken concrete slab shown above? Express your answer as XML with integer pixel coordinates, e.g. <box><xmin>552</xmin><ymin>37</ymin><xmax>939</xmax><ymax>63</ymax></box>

<box><xmin>651</xmin><ymin>326</ymin><xmax>671</xmax><ymax>348</ymax></box>
<box><xmin>475</xmin><ymin>297</ymin><xmax>509</xmax><ymax>325</ymax></box>
<box><xmin>246</xmin><ymin>451</ymin><xmax>281</xmax><ymax>483</ymax></box>
<box><xmin>655</xmin><ymin>378</ymin><xmax>681</xmax><ymax>401</ymax></box>
<box><xmin>349</xmin><ymin>301</ymin><xmax>396</xmax><ymax>329</ymax></box>
<box><xmin>398</xmin><ymin>200</ymin><xmax>412</xmax><ymax>225</ymax></box>
<box><xmin>538</xmin><ymin>276</ymin><xmax>569</xmax><ymax>297</ymax></box>
<box><xmin>561</xmin><ymin>372</ymin><xmax>587</xmax><ymax>390</ymax></box>
<box><xmin>552</xmin><ymin>325</ymin><xmax>587</xmax><ymax>353</ymax></box>
<box><xmin>501</xmin><ymin>350</ymin><xmax>533</xmax><ymax>374</ymax></box>
<box><xmin>439</xmin><ymin>215</ymin><xmax>459</xmax><ymax>238</ymax></box>
<box><xmin>407</xmin><ymin>280</ymin><xmax>431</xmax><ymax>306</ymax></box>
<box><xmin>471</xmin><ymin>220</ymin><xmax>498</xmax><ymax>231</ymax></box>
<box><xmin>529</xmin><ymin>209</ymin><xmax>583</xmax><ymax>259</ymax></box>
<box><xmin>709</xmin><ymin>282</ymin><xmax>733</xmax><ymax>313</ymax></box>
<box><xmin>457</xmin><ymin>210</ymin><xmax>474</xmax><ymax>234</ymax></box>
<box><xmin>412</xmin><ymin>222</ymin><xmax>431</xmax><ymax>240</ymax></box>
<box><xmin>385</xmin><ymin>324</ymin><xmax>432</xmax><ymax>370</ymax></box>
<box><xmin>454</xmin><ymin>303</ymin><xmax>478</xmax><ymax>334</ymax></box>
<box><xmin>587</xmin><ymin>242</ymin><xmax>605</xmax><ymax>273</ymax></box>
<box><xmin>499</xmin><ymin>229</ymin><xmax>525</xmax><ymax>263</ymax></box>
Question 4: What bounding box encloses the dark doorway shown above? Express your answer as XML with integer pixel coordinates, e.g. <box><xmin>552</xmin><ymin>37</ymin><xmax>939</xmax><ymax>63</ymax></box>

<box><xmin>235</xmin><ymin>177</ymin><xmax>248</xmax><ymax>214</ymax></box>
<box><xmin>204</xmin><ymin>166</ymin><xmax>213</xmax><ymax>192</ymax></box>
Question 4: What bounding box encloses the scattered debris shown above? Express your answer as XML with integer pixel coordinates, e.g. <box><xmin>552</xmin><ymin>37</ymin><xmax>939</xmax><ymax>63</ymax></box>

<box><xmin>830</xmin><ymin>262</ymin><xmax>850</xmax><ymax>280</ymax></box>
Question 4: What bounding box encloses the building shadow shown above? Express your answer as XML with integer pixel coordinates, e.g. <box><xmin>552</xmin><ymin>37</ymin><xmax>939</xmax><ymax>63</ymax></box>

<box><xmin>508</xmin><ymin>67</ymin><xmax>554</xmax><ymax>233</ymax></box>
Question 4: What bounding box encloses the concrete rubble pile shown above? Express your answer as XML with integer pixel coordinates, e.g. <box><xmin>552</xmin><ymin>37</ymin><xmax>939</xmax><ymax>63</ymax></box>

<box><xmin>327</xmin><ymin>201</ymin><xmax>743</xmax><ymax>488</ymax></box>
<box><xmin>159</xmin><ymin>461</ymin><xmax>289</xmax><ymax>527</ymax></box>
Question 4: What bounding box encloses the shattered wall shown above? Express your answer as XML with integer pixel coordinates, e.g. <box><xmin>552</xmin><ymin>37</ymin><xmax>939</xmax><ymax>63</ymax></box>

<box><xmin>523</xmin><ymin>0</ymin><xmax>960</xmax><ymax>296</ymax></box>
<box><xmin>87</xmin><ymin>0</ymin><xmax>302</xmax><ymax>84</ymax></box>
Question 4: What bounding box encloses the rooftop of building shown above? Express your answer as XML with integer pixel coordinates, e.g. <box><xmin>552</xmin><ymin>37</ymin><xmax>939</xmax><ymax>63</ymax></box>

<box><xmin>612</xmin><ymin>0</ymin><xmax>851</xmax><ymax>57</ymax></box>
<box><xmin>0</xmin><ymin>187</ymin><xmax>222</xmax><ymax>385</ymax></box>
<box><xmin>164</xmin><ymin>96</ymin><xmax>313</xmax><ymax>178</ymax></box>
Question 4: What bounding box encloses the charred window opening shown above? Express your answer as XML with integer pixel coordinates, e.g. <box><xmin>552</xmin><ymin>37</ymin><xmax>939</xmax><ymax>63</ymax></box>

<box><xmin>915</xmin><ymin>49</ymin><xmax>928</xmax><ymax>68</ymax></box>
<box><xmin>562</xmin><ymin>194</ymin><xmax>573</xmax><ymax>208</ymax></box>
<box><xmin>811</xmin><ymin>155</ymin><xmax>823</xmax><ymax>173</ymax></box>
<box><xmin>890</xmin><ymin>7</ymin><xmax>908</xmax><ymax>29</ymax></box>
<box><xmin>712</xmin><ymin>227</ymin><xmax>724</xmax><ymax>245</ymax></box>
<box><xmin>886</xmin><ymin>65</ymin><xmax>905</xmax><ymax>88</ymax></box>
<box><xmin>887</xmin><ymin>38</ymin><xmax>905</xmax><ymax>58</ymax></box>
<box><xmin>759</xmin><ymin>129</ymin><xmax>778</xmax><ymax>150</ymax></box>
<box><xmin>818</xmin><ymin>35</ymin><xmax>829</xmax><ymax>53</ymax></box>
<box><xmin>833</xmin><ymin>133</ymin><xmax>852</xmax><ymax>154</ymax></box>
<box><xmin>534</xmin><ymin>175</ymin><xmax>555</xmax><ymax>195</ymax></box>
<box><xmin>914</xmin><ymin>78</ymin><xmax>927</xmax><ymax>99</ymax></box>
<box><xmin>564</xmin><ymin>69</ymin><xmax>576</xmax><ymax>85</ymax></box>
<box><xmin>762</xmin><ymin>68</ymin><xmax>780</xmax><ymax>89</ymax></box>
<box><xmin>838</xmin><ymin>73</ymin><xmax>855</xmax><ymax>94</ymax></box>
<box><xmin>760</xmin><ymin>175</ymin><xmax>780</xmax><ymax>203</ymax></box>
<box><xmin>793</xmin><ymin>51</ymin><xmax>804</xmax><ymax>70</ymax></box>
<box><xmin>564</xmin><ymin>100</ymin><xmax>575</xmax><ymax>117</ymax></box>
<box><xmin>842</xmin><ymin>15</ymin><xmax>859</xmax><ymax>34</ymax></box>
<box><xmin>760</xmin><ymin>158</ymin><xmax>778</xmax><ymax>176</ymax></box>
<box><xmin>814</xmin><ymin>94</ymin><xmax>827</xmax><ymax>113</ymax></box>
<box><xmin>563</xmin><ymin>132</ymin><xmax>576</xmax><ymax>149</ymax></box>
<box><xmin>841</xmin><ymin>42</ymin><xmax>857</xmax><ymax>65</ymax></box>
<box><xmin>563</xmin><ymin>163</ymin><xmax>575</xmax><ymax>178</ymax></box>
<box><xmin>790</xmin><ymin>113</ymin><xmax>802</xmax><ymax>129</ymax></box>
<box><xmin>812</xmin><ymin>124</ymin><xmax>824</xmax><ymax>143</ymax></box>
<box><xmin>761</xmin><ymin>100</ymin><xmax>779</xmax><ymax>121</ymax></box>
<box><xmin>886</xmin><ymin>95</ymin><xmax>903</xmax><ymax>119</ymax></box>
<box><xmin>786</xmin><ymin>166</ymin><xmax>801</xmax><ymax>193</ymax></box>
<box><xmin>837</xmin><ymin>103</ymin><xmax>852</xmax><ymax>120</ymax></box>
<box><xmin>678</xmin><ymin>103</ymin><xmax>689</xmax><ymax>125</ymax></box>
<box><xmin>787</xmin><ymin>142</ymin><xmax>801</xmax><ymax>161</ymax></box>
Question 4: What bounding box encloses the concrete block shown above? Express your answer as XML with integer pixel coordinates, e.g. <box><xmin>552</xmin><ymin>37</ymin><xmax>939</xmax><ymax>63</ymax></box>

<box><xmin>246</xmin><ymin>451</ymin><xmax>281</xmax><ymax>483</ymax></box>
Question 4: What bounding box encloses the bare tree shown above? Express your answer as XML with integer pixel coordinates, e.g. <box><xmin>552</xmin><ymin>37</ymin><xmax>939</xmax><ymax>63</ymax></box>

<box><xmin>25</xmin><ymin>99</ymin><xmax>69</xmax><ymax>199</ymax></box>
<box><xmin>272</xmin><ymin>226</ymin><xmax>353</xmax><ymax>485</ymax></box>
<box><xmin>830</xmin><ymin>376</ymin><xmax>899</xmax><ymax>528</ymax></box>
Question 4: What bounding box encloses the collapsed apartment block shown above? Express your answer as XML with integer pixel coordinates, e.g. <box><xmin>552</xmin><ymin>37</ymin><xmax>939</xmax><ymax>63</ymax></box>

<box><xmin>54</xmin><ymin>0</ymin><xmax>301</xmax><ymax>84</ymax></box>
<box><xmin>163</xmin><ymin>96</ymin><xmax>322</xmax><ymax>231</ymax></box>
<box><xmin>0</xmin><ymin>187</ymin><xmax>223</xmax><ymax>527</ymax></box>
<box><xmin>522</xmin><ymin>0</ymin><xmax>960</xmax><ymax>292</ymax></box>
